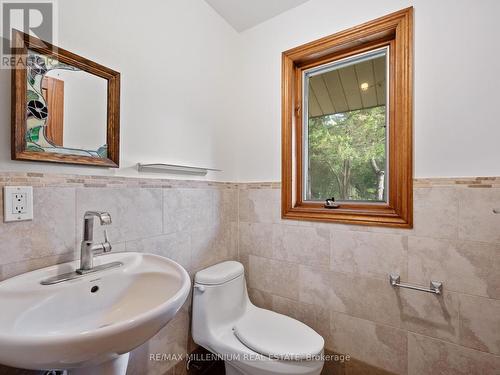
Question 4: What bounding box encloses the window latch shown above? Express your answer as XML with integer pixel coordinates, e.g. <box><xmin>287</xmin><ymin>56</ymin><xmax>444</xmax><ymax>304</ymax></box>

<box><xmin>324</xmin><ymin>197</ymin><xmax>340</xmax><ymax>209</ymax></box>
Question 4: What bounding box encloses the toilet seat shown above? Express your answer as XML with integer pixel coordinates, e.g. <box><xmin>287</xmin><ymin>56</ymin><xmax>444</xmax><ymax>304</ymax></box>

<box><xmin>233</xmin><ymin>308</ymin><xmax>324</xmax><ymax>360</ymax></box>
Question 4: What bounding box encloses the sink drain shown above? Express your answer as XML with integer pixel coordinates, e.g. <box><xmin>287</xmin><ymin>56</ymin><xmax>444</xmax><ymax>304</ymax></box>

<box><xmin>90</xmin><ymin>285</ymin><xmax>99</xmax><ymax>293</ymax></box>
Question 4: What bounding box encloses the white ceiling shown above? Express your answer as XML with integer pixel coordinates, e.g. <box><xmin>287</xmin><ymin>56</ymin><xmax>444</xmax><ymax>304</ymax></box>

<box><xmin>204</xmin><ymin>0</ymin><xmax>311</xmax><ymax>32</ymax></box>
<box><xmin>309</xmin><ymin>55</ymin><xmax>386</xmax><ymax>117</ymax></box>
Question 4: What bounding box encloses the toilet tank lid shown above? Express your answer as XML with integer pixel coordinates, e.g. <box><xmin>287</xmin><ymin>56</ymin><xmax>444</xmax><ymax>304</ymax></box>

<box><xmin>195</xmin><ymin>261</ymin><xmax>244</xmax><ymax>285</ymax></box>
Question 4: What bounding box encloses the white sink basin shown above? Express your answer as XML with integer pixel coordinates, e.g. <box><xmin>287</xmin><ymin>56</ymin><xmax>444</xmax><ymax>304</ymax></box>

<box><xmin>0</xmin><ymin>252</ymin><xmax>190</xmax><ymax>373</ymax></box>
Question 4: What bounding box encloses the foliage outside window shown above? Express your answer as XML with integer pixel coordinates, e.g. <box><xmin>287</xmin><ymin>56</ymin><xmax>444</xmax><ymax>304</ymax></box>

<box><xmin>281</xmin><ymin>8</ymin><xmax>413</xmax><ymax>228</ymax></box>
<box><xmin>307</xmin><ymin>107</ymin><xmax>387</xmax><ymax>201</ymax></box>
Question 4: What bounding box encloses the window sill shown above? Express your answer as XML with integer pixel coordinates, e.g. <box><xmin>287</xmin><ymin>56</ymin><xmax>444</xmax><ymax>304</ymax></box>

<box><xmin>282</xmin><ymin>204</ymin><xmax>413</xmax><ymax>228</ymax></box>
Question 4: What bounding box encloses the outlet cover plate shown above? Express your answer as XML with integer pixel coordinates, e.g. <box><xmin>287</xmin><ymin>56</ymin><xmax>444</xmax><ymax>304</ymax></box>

<box><xmin>4</xmin><ymin>186</ymin><xmax>33</xmax><ymax>222</ymax></box>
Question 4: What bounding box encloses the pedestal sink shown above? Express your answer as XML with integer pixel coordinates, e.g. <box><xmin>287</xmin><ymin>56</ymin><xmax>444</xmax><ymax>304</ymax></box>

<box><xmin>0</xmin><ymin>252</ymin><xmax>191</xmax><ymax>374</ymax></box>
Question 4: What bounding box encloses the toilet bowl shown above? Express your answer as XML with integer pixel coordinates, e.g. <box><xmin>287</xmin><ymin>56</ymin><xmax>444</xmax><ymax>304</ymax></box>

<box><xmin>192</xmin><ymin>261</ymin><xmax>324</xmax><ymax>375</ymax></box>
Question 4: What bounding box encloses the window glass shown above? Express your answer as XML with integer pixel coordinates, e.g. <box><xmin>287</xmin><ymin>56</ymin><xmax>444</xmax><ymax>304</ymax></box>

<box><xmin>304</xmin><ymin>48</ymin><xmax>388</xmax><ymax>202</ymax></box>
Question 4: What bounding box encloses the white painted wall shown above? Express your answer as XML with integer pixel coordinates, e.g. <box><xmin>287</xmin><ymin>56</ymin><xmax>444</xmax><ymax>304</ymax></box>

<box><xmin>0</xmin><ymin>0</ymin><xmax>240</xmax><ymax>181</ymax></box>
<box><xmin>1</xmin><ymin>0</ymin><xmax>499</xmax><ymax>182</ymax></box>
<box><xmin>233</xmin><ymin>0</ymin><xmax>500</xmax><ymax>181</ymax></box>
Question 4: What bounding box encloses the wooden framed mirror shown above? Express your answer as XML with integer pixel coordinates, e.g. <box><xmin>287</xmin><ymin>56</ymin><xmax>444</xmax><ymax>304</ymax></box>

<box><xmin>11</xmin><ymin>30</ymin><xmax>120</xmax><ymax>167</ymax></box>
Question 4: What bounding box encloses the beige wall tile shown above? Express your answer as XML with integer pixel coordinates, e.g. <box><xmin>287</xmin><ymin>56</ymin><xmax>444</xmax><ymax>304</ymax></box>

<box><xmin>398</xmin><ymin>289</ymin><xmax>459</xmax><ymax>344</ymax></box>
<box><xmin>76</xmin><ymin>187</ymin><xmax>163</xmax><ymax>243</ymax></box>
<box><xmin>239</xmin><ymin>188</ymin><xmax>279</xmax><ymax>223</ymax></box>
<box><xmin>126</xmin><ymin>232</ymin><xmax>191</xmax><ymax>271</ymax></box>
<box><xmin>345</xmin><ymin>359</ymin><xmax>397</xmax><ymax>375</ymax></box>
<box><xmin>322</xmin><ymin>348</ymin><xmax>347</xmax><ymax>375</ymax></box>
<box><xmin>0</xmin><ymin>251</ymin><xmax>76</xmax><ymax>281</ymax></box>
<box><xmin>224</xmin><ymin>221</ymin><xmax>239</xmax><ymax>263</ymax></box>
<box><xmin>330</xmin><ymin>312</ymin><xmax>408</xmax><ymax>375</ymax></box>
<box><xmin>173</xmin><ymin>360</ymin><xmax>188</xmax><ymax>375</ymax></box>
<box><xmin>299</xmin><ymin>266</ymin><xmax>459</xmax><ymax>343</ymax></box>
<box><xmin>191</xmin><ymin>223</ymin><xmax>237</xmax><ymax>271</ymax></box>
<box><xmin>109</xmin><ymin>242</ymin><xmax>127</xmax><ymax>253</ymax></box>
<box><xmin>0</xmin><ymin>187</ymin><xmax>76</xmax><ymax>265</ymax></box>
<box><xmin>331</xmin><ymin>230</ymin><xmax>407</xmax><ymax>279</ymax></box>
<box><xmin>163</xmin><ymin>189</ymin><xmax>214</xmax><ymax>234</ymax></box>
<box><xmin>298</xmin><ymin>265</ymin><xmax>335</xmax><ymax>309</ymax></box>
<box><xmin>408</xmin><ymin>333</ymin><xmax>500</xmax><ymax>375</ymax></box>
<box><xmin>408</xmin><ymin>236</ymin><xmax>500</xmax><ymax>299</ymax></box>
<box><xmin>213</xmin><ymin>189</ymin><xmax>238</xmax><ymax>223</ymax></box>
<box><xmin>459</xmin><ymin>294</ymin><xmax>500</xmax><ymax>355</ymax></box>
<box><xmin>333</xmin><ymin>274</ymin><xmax>459</xmax><ymax>344</ymax></box>
<box><xmin>239</xmin><ymin>222</ymin><xmax>273</xmax><ymax>257</ymax></box>
<box><xmin>273</xmin><ymin>225</ymin><xmax>330</xmax><ymax>266</ymax></box>
<box><xmin>299</xmin><ymin>266</ymin><xmax>402</xmax><ymax>328</ymax></box>
<box><xmin>248</xmin><ymin>255</ymin><xmax>299</xmax><ymax>300</ymax></box>
<box><xmin>334</xmin><ymin>222</ymin><xmax>413</xmax><ymax>236</ymax></box>
<box><xmin>458</xmin><ymin>188</ymin><xmax>500</xmax><ymax>243</ymax></box>
<box><xmin>414</xmin><ymin>188</ymin><xmax>458</xmax><ymax>239</ymax></box>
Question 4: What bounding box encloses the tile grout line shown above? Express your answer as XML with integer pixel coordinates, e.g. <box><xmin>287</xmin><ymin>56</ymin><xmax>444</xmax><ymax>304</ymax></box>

<box><xmin>406</xmin><ymin>328</ymin><xmax>410</xmax><ymax>375</ymax></box>
<box><xmin>408</xmin><ymin>331</ymin><xmax>500</xmax><ymax>359</ymax></box>
<box><xmin>74</xmin><ymin>187</ymin><xmax>78</xmax><ymax>255</ymax></box>
<box><xmin>237</xmin><ymin>187</ymin><xmax>240</xmax><ymax>263</ymax></box>
<box><xmin>161</xmin><ymin>187</ymin><xmax>165</xmax><ymax>236</ymax></box>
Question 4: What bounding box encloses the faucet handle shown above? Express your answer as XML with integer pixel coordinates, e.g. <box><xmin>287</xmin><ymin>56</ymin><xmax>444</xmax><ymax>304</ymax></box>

<box><xmin>102</xmin><ymin>230</ymin><xmax>112</xmax><ymax>253</ymax></box>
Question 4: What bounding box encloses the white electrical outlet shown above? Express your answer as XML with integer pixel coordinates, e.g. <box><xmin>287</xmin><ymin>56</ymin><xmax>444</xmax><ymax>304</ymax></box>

<box><xmin>4</xmin><ymin>186</ymin><xmax>33</xmax><ymax>222</ymax></box>
<box><xmin>12</xmin><ymin>192</ymin><xmax>27</xmax><ymax>214</ymax></box>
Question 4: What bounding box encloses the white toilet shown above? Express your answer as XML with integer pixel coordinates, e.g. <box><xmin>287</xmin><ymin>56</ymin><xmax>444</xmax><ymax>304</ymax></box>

<box><xmin>192</xmin><ymin>261</ymin><xmax>325</xmax><ymax>375</ymax></box>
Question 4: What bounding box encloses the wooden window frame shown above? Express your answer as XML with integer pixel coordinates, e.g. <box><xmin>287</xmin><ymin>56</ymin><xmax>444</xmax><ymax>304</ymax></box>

<box><xmin>281</xmin><ymin>7</ymin><xmax>413</xmax><ymax>228</ymax></box>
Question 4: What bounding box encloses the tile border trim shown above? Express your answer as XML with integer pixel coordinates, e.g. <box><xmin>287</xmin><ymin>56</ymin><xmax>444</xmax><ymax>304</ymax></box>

<box><xmin>0</xmin><ymin>172</ymin><xmax>499</xmax><ymax>189</ymax></box>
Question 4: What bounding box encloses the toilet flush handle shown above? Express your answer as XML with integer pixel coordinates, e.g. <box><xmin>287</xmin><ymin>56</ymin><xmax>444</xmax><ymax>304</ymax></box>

<box><xmin>194</xmin><ymin>284</ymin><xmax>205</xmax><ymax>292</ymax></box>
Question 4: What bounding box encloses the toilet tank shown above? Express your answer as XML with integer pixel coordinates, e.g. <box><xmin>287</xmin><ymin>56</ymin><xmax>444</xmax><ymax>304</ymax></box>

<box><xmin>192</xmin><ymin>261</ymin><xmax>250</xmax><ymax>348</ymax></box>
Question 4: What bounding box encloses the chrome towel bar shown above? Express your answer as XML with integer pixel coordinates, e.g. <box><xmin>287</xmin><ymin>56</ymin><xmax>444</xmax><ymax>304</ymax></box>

<box><xmin>389</xmin><ymin>274</ymin><xmax>443</xmax><ymax>295</ymax></box>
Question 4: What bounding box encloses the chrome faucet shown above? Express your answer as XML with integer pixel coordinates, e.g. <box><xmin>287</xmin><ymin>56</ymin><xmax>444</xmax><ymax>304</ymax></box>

<box><xmin>40</xmin><ymin>211</ymin><xmax>123</xmax><ymax>285</ymax></box>
<box><xmin>77</xmin><ymin>211</ymin><xmax>113</xmax><ymax>274</ymax></box>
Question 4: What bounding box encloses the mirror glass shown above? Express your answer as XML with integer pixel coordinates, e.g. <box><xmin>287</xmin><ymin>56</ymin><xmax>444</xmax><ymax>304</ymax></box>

<box><xmin>26</xmin><ymin>50</ymin><xmax>108</xmax><ymax>158</ymax></box>
<box><xmin>303</xmin><ymin>47</ymin><xmax>388</xmax><ymax>203</ymax></box>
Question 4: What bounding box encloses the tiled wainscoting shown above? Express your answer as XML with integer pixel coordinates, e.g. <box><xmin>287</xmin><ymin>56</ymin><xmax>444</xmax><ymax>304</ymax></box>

<box><xmin>239</xmin><ymin>178</ymin><xmax>500</xmax><ymax>375</ymax></box>
<box><xmin>1</xmin><ymin>172</ymin><xmax>500</xmax><ymax>374</ymax></box>
<box><xmin>0</xmin><ymin>172</ymin><xmax>239</xmax><ymax>375</ymax></box>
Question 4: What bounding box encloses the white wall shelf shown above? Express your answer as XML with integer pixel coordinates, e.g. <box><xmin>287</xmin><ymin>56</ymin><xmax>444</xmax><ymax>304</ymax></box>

<box><xmin>137</xmin><ymin>163</ymin><xmax>221</xmax><ymax>176</ymax></box>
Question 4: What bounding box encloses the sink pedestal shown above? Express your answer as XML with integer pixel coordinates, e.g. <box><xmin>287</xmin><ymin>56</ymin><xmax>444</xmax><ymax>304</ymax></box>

<box><xmin>70</xmin><ymin>353</ymin><xmax>129</xmax><ymax>375</ymax></box>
